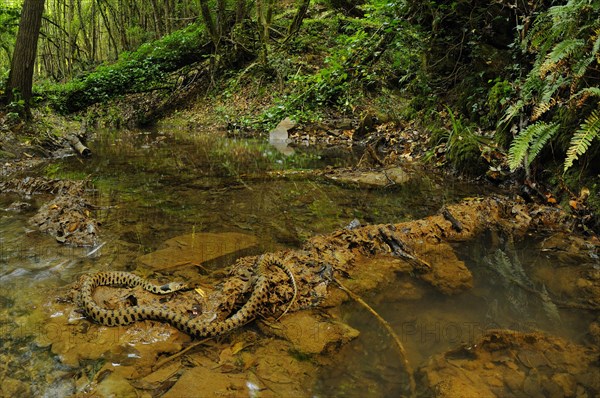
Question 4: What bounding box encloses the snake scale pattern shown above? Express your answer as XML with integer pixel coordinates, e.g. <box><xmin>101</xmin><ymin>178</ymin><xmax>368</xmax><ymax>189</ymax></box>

<box><xmin>79</xmin><ymin>255</ymin><xmax>297</xmax><ymax>338</ymax></box>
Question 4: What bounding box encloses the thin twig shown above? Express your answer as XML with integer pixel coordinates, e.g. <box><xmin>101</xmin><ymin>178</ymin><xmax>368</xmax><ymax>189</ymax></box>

<box><xmin>334</xmin><ymin>277</ymin><xmax>416</xmax><ymax>398</ymax></box>
<box><xmin>152</xmin><ymin>339</ymin><xmax>210</xmax><ymax>371</ymax></box>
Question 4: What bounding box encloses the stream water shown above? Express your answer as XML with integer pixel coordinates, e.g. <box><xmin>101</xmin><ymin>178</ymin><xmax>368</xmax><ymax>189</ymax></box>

<box><xmin>0</xmin><ymin>128</ymin><xmax>596</xmax><ymax>397</ymax></box>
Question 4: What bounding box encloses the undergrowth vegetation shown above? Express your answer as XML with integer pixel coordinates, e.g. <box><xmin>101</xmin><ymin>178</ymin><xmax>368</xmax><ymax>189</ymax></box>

<box><xmin>42</xmin><ymin>23</ymin><xmax>206</xmax><ymax>113</ymax></box>
<box><xmin>503</xmin><ymin>0</ymin><xmax>600</xmax><ymax>174</ymax></box>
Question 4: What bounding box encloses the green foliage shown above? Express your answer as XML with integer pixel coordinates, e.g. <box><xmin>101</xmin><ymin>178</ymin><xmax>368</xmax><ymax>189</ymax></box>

<box><xmin>3</xmin><ymin>89</ymin><xmax>25</xmax><ymax>120</ymax></box>
<box><xmin>508</xmin><ymin>121</ymin><xmax>560</xmax><ymax>171</ymax></box>
<box><xmin>435</xmin><ymin>108</ymin><xmax>490</xmax><ymax>172</ymax></box>
<box><xmin>564</xmin><ymin>108</ymin><xmax>600</xmax><ymax>171</ymax></box>
<box><xmin>255</xmin><ymin>4</ymin><xmax>419</xmax><ymax>126</ymax></box>
<box><xmin>504</xmin><ymin>0</ymin><xmax>600</xmax><ymax>172</ymax></box>
<box><xmin>0</xmin><ymin>4</ymin><xmax>20</xmax><ymax>89</ymax></box>
<box><xmin>46</xmin><ymin>23</ymin><xmax>206</xmax><ymax>113</ymax></box>
<box><xmin>485</xmin><ymin>79</ymin><xmax>513</xmax><ymax>133</ymax></box>
<box><xmin>0</xmin><ymin>5</ymin><xmax>19</xmax><ymax>58</ymax></box>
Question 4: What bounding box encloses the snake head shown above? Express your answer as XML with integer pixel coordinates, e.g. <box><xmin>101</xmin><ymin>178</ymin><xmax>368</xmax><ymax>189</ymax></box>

<box><xmin>159</xmin><ymin>282</ymin><xmax>188</xmax><ymax>293</ymax></box>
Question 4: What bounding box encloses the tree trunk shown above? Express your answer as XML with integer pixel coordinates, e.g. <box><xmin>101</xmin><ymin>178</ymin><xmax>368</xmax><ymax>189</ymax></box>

<box><xmin>6</xmin><ymin>0</ymin><xmax>46</xmax><ymax>116</ymax></box>
<box><xmin>256</xmin><ymin>0</ymin><xmax>273</xmax><ymax>66</ymax></box>
<box><xmin>235</xmin><ymin>0</ymin><xmax>249</xmax><ymax>24</ymax></box>
<box><xmin>199</xmin><ymin>0</ymin><xmax>218</xmax><ymax>47</ymax></box>
<box><xmin>286</xmin><ymin>0</ymin><xmax>311</xmax><ymax>41</ymax></box>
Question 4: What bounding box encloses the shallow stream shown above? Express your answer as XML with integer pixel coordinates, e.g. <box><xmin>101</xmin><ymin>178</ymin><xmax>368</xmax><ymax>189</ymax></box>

<box><xmin>0</xmin><ymin>128</ymin><xmax>597</xmax><ymax>397</ymax></box>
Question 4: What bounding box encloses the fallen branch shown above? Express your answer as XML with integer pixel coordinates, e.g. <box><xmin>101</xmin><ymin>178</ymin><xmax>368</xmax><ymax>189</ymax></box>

<box><xmin>65</xmin><ymin>134</ymin><xmax>91</xmax><ymax>158</ymax></box>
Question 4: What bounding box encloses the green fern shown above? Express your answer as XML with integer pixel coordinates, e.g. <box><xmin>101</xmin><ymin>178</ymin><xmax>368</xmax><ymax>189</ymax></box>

<box><xmin>564</xmin><ymin>109</ymin><xmax>600</xmax><ymax>171</ymax></box>
<box><xmin>444</xmin><ymin>107</ymin><xmax>489</xmax><ymax>171</ymax></box>
<box><xmin>574</xmin><ymin>87</ymin><xmax>600</xmax><ymax>100</ymax></box>
<box><xmin>540</xmin><ymin>39</ymin><xmax>585</xmax><ymax>76</ymax></box>
<box><xmin>508</xmin><ymin>122</ymin><xmax>560</xmax><ymax>171</ymax></box>
<box><xmin>500</xmin><ymin>0</ymin><xmax>600</xmax><ymax>173</ymax></box>
<box><xmin>572</xmin><ymin>87</ymin><xmax>600</xmax><ymax>107</ymax></box>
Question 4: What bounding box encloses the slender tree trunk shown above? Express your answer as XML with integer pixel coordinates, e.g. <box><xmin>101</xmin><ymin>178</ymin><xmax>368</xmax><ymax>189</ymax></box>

<box><xmin>235</xmin><ymin>0</ymin><xmax>249</xmax><ymax>24</ymax></box>
<box><xmin>77</xmin><ymin>0</ymin><xmax>93</xmax><ymax>64</ymax></box>
<box><xmin>6</xmin><ymin>0</ymin><xmax>46</xmax><ymax>116</ymax></box>
<box><xmin>216</xmin><ymin>0</ymin><xmax>226</xmax><ymax>38</ymax></box>
<box><xmin>287</xmin><ymin>0</ymin><xmax>310</xmax><ymax>39</ymax></box>
<box><xmin>199</xmin><ymin>0</ymin><xmax>218</xmax><ymax>47</ymax></box>
<box><xmin>256</xmin><ymin>0</ymin><xmax>273</xmax><ymax>66</ymax></box>
<box><xmin>91</xmin><ymin>0</ymin><xmax>98</xmax><ymax>62</ymax></box>
<box><xmin>67</xmin><ymin>0</ymin><xmax>76</xmax><ymax>78</ymax></box>
<box><xmin>149</xmin><ymin>0</ymin><xmax>164</xmax><ymax>38</ymax></box>
<box><xmin>97</xmin><ymin>0</ymin><xmax>118</xmax><ymax>60</ymax></box>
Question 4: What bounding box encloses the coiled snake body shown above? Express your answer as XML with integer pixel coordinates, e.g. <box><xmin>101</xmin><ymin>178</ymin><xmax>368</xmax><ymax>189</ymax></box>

<box><xmin>79</xmin><ymin>256</ymin><xmax>297</xmax><ymax>338</ymax></box>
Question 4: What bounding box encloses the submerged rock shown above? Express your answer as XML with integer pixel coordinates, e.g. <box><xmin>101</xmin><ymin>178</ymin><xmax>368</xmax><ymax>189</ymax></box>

<box><xmin>137</xmin><ymin>231</ymin><xmax>259</xmax><ymax>270</ymax></box>
<box><xmin>262</xmin><ymin>310</ymin><xmax>360</xmax><ymax>355</ymax></box>
<box><xmin>269</xmin><ymin>117</ymin><xmax>297</xmax><ymax>156</ymax></box>
<box><xmin>418</xmin><ymin>330</ymin><xmax>600</xmax><ymax>397</ymax></box>
<box><xmin>325</xmin><ymin>166</ymin><xmax>410</xmax><ymax>187</ymax></box>
<box><xmin>161</xmin><ymin>365</ymin><xmax>249</xmax><ymax>398</ymax></box>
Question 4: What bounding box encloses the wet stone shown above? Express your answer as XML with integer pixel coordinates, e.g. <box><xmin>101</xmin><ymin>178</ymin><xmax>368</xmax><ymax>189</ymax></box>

<box><xmin>517</xmin><ymin>350</ymin><xmax>550</xmax><ymax>369</ymax></box>
<box><xmin>2</xmin><ymin>377</ymin><xmax>31</xmax><ymax>396</ymax></box>
<box><xmin>503</xmin><ymin>369</ymin><xmax>525</xmax><ymax>393</ymax></box>
<box><xmin>137</xmin><ymin>232</ymin><xmax>258</xmax><ymax>270</ymax></box>
<box><xmin>324</xmin><ymin>166</ymin><xmax>410</xmax><ymax>188</ymax></box>
<box><xmin>419</xmin><ymin>330</ymin><xmax>600</xmax><ymax>398</ymax></box>
<box><xmin>262</xmin><ymin>311</ymin><xmax>360</xmax><ymax>355</ymax></box>
<box><xmin>162</xmin><ymin>366</ymin><xmax>248</xmax><ymax>398</ymax></box>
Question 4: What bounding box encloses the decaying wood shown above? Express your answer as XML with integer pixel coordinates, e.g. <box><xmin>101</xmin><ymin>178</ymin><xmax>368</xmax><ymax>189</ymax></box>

<box><xmin>202</xmin><ymin>195</ymin><xmax>571</xmax><ymax>329</ymax></box>
<box><xmin>65</xmin><ymin>134</ymin><xmax>92</xmax><ymax>157</ymax></box>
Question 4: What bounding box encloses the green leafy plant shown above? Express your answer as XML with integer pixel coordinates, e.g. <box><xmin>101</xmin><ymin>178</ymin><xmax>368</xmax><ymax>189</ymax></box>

<box><xmin>0</xmin><ymin>4</ymin><xmax>20</xmax><ymax>74</ymax></box>
<box><xmin>503</xmin><ymin>0</ymin><xmax>600</xmax><ymax>172</ymax></box>
<box><xmin>564</xmin><ymin>108</ymin><xmax>600</xmax><ymax>170</ymax></box>
<box><xmin>46</xmin><ymin>23</ymin><xmax>206</xmax><ymax>113</ymax></box>
<box><xmin>5</xmin><ymin>90</ymin><xmax>25</xmax><ymax>120</ymax></box>
<box><xmin>433</xmin><ymin>108</ymin><xmax>490</xmax><ymax>172</ymax></box>
<box><xmin>448</xmin><ymin>109</ymin><xmax>488</xmax><ymax>171</ymax></box>
<box><xmin>508</xmin><ymin>121</ymin><xmax>560</xmax><ymax>171</ymax></box>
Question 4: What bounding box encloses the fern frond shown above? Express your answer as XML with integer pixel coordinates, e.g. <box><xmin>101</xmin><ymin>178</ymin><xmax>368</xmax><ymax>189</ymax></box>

<box><xmin>572</xmin><ymin>53</ymin><xmax>594</xmax><ymax>78</ymax></box>
<box><xmin>540</xmin><ymin>39</ymin><xmax>585</xmax><ymax>76</ymax></box>
<box><xmin>573</xmin><ymin>87</ymin><xmax>600</xmax><ymax>106</ymax></box>
<box><xmin>508</xmin><ymin>122</ymin><xmax>560</xmax><ymax>171</ymax></box>
<box><xmin>527</xmin><ymin>123</ymin><xmax>560</xmax><ymax>166</ymax></box>
<box><xmin>532</xmin><ymin>98</ymin><xmax>555</xmax><ymax>121</ymax></box>
<box><xmin>509</xmin><ymin>125</ymin><xmax>538</xmax><ymax>171</ymax></box>
<box><xmin>540</xmin><ymin>76</ymin><xmax>565</xmax><ymax>104</ymax></box>
<box><xmin>564</xmin><ymin>110</ymin><xmax>600</xmax><ymax>171</ymax></box>
<box><xmin>592</xmin><ymin>28</ymin><xmax>600</xmax><ymax>55</ymax></box>
<box><xmin>499</xmin><ymin>100</ymin><xmax>524</xmax><ymax>127</ymax></box>
<box><xmin>574</xmin><ymin>87</ymin><xmax>600</xmax><ymax>99</ymax></box>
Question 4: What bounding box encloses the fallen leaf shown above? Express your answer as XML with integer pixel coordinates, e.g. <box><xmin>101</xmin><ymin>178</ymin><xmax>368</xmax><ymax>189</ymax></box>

<box><xmin>545</xmin><ymin>194</ymin><xmax>557</xmax><ymax>204</ymax></box>
<box><xmin>231</xmin><ymin>341</ymin><xmax>246</xmax><ymax>355</ymax></box>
